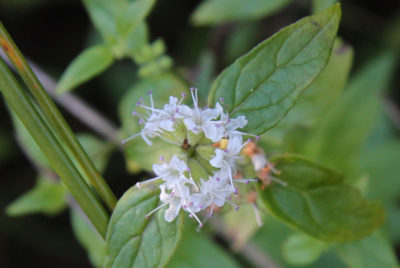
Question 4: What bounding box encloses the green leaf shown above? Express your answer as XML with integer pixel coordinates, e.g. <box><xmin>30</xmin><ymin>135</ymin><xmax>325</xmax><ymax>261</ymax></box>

<box><xmin>208</xmin><ymin>4</ymin><xmax>341</xmax><ymax>134</ymax></box>
<box><xmin>300</xmin><ymin>52</ymin><xmax>397</xmax><ymax>172</ymax></box>
<box><xmin>335</xmin><ymin>233</ymin><xmax>400</xmax><ymax>268</ymax></box>
<box><xmin>223</xmin><ymin>22</ymin><xmax>259</xmax><ymax>65</ymax></box>
<box><xmin>71</xmin><ymin>208</ymin><xmax>106</xmax><ymax>268</ymax></box>
<box><xmin>83</xmin><ymin>0</ymin><xmax>155</xmax><ymax>55</ymax></box>
<box><xmin>258</xmin><ymin>155</ymin><xmax>385</xmax><ymax>242</ymax></box>
<box><xmin>77</xmin><ymin>133</ymin><xmax>114</xmax><ymax>174</ymax></box>
<box><xmin>312</xmin><ymin>0</ymin><xmax>339</xmax><ymax>13</ymax></box>
<box><xmin>360</xmin><ymin>140</ymin><xmax>400</xmax><ymax>202</ymax></box>
<box><xmin>82</xmin><ymin>0</ymin><xmax>120</xmax><ymax>44</ymax></box>
<box><xmin>283</xmin><ymin>232</ymin><xmax>329</xmax><ymax>266</ymax></box>
<box><xmin>57</xmin><ymin>45</ymin><xmax>114</xmax><ymax>93</ymax></box>
<box><xmin>104</xmin><ymin>187</ymin><xmax>183</xmax><ymax>268</ymax></box>
<box><xmin>167</xmin><ymin>221</ymin><xmax>240</xmax><ymax>268</ymax></box>
<box><xmin>191</xmin><ymin>0</ymin><xmax>291</xmax><ymax>25</ymax></box>
<box><xmin>119</xmin><ymin>72</ymin><xmax>188</xmax><ymax>172</ymax></box>
<box><xmin>274</xmin><ymin>38</ymin><xmax>353</xmax><ymax>133</ymax></box>
<box><xmin>6</xmin><ymin>176</ymin><xmax>67</xmax><ymax>216</ymax></box>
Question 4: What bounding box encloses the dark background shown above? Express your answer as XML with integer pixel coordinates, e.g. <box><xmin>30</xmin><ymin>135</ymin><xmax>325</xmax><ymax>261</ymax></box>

<box><xmin>0</xmin><ymin>0</ymin><xmax>399</xmax><ymax>267</ymax></box>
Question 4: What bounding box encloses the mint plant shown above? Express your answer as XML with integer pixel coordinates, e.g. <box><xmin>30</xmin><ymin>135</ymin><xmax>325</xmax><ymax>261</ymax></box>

<box><xmin>1</xmin><ymin>1</ymin><xmax>399</xmax><ymax>267</ymax></box>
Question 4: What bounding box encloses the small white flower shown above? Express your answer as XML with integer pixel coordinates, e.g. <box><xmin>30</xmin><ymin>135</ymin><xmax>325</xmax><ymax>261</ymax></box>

<box><xmin>182</xmin><ymin>88</ymin><xmax>223</xmax><ymax>141</ymax></box>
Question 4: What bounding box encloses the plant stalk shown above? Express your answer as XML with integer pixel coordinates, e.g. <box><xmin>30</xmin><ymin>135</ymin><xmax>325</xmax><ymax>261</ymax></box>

<box><xmin>0</xmin><ymin>22</ymin><xmax>117</xmax><ymax>210</ymax></box>
<box><xmin>0</xmin><ymin>58</ymin><xmax>108</xmax><ymax>237</ymax></box>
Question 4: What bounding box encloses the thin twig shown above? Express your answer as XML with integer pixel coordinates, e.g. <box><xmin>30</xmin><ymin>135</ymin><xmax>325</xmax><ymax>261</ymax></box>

<box><xmin>210</xmin><ymin>216</ymin><xmax>280</xmax><ymax>268</ymax></box>
<box><xmin>0</xmin><ymin>49</ymin><xmax>119</xmax><ymax>143</ymax></box>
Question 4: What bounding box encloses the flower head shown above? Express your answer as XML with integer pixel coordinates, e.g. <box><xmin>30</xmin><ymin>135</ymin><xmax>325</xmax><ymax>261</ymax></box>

<box><xmin>122</xmin><ymin>88</ymin><xmax>271</xmax><ymax>227</ymax></box>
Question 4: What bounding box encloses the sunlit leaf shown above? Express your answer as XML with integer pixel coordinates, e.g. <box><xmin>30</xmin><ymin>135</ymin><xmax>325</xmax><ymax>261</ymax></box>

<box><xmin>208</xmin><ymin>4</ymin><xmax>341</xmax><ymax>134</ymax></box>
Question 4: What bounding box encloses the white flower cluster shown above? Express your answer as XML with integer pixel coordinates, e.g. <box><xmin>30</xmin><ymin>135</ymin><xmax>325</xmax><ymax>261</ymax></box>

<box><xmin>122</xmin><ymin>88</ymin><xmax>259</xmax><ymax>227</ymax></box>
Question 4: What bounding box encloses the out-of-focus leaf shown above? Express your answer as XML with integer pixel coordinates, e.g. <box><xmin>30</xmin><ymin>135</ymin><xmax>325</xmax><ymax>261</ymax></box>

<box><xmin>10</xmin><ymin>111</ymin><xmax>50</xmax><ymax>169</ymax></box>
<box><xmin>312</xmin><ymin>0</ymin><xmax>339</xmax><ymax>13</ymax></box>
<box><xmin>224</xmin><ymin>22</ymin><xmax>259</xmax><ymax>65</ymax></box>
<box><xmin>384</xmin><ymin>204</ymin><xmax>400</xmax><ymax>243</ymax></box>
<box><xmin>222</xmin><ymin>204</ymin><xmax>259</xmax><ymax>250</ymax></box>
<box><xmin>283</xmin><ymin>232</ymin><xmax>329</xmax><ymax>266</ymax></box>
<box><xmin>360</xmin><ymin>140</ymin><xmax>400</xmax><ymax>202</ymax></box>
<box><xmin>259</xmin><ymin>155</ymin><xmax>385</xmax><ymax>242</ymax></box>
<box><xmin>104</xmin><ymin>187</ymin><xmax>183</xmax><ymax>268</ymax></box>
<box><xmin>208</xmin><ymin>5</ymin><xmax>341</xmax><ymax>134</ymax></box>
<box><xmin>125</xmin><ymin>22</ymin><xmax>149</xmax><ymax>59</ymax></box>
<box><xmin>191</xmin><ymin>0</ymin><xmax>291</xmax><ymax>25</ymax></box>
<box><xmin>71</xmin><ymin>208</ymin><xmax>106</xmax><ymax>268</ymax></box>
<box><xmin>57</xmin><ymin>45</ymin><xmax>114</xmax><ymax>93</ymax></box>
<box><xmin>195</xmin><ymin>50</ymin><xmax>216</xmax><ymax>104</ymax></box>
<box><xmin>119</xmin><ymin>72</ymin><xmax>188</xmax><ymax>172</ymax></box>
<box><xmin>300</xmin><ymin>52</ymin><xmax>397</xmax><ymax>172</ymax></box>
<box><xmin>167</xmin><ymin>221</ymin><xmax>240</xmax><ymax>268</ymax></box>
<box><xmin>335</xmin><ymin>233</ymin><xmax>399</xmax><ymax>268</ymax></box>
<box><xmin>251</xmin><ymin>215</ymin><xmax>346</xmax><ymax>268</ymax></box>
<box><xmin>77</xmin><ymin>133</ymin><xmax>114</xmax><ymax>174</ymax></box>
<box><xmin>83</xmin><ymin>0</ymin><xmax>155</xmax><ymax>45</ymax></box>
<box><xmin>6</xmin><ymin>176</ymin><xmax>67</xmax><ymax>216</ymax></box>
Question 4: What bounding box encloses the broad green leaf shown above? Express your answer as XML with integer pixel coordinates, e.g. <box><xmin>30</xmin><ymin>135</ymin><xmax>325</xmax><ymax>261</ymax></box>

<box><xmin>104</xmin><ymin>187</ymin><xmax>183</xmax><ymax>268</ymax></box>
<box><xmin>283</xmin><ymin>232</ymin><xmax>329</xmax><ymax>266</ymax></box>
<box><xmin>119</xmin><ymin>72</ymin><xmax>188</xmax><ymax>172</ymax></box>
<box><xmin>335</xmin><ymin>233</ymin><xmax>399</xmax><ymax>268</ymax></box>
<box><xmin>191</xmin><ymin>0</ymin><xmax>291</xmax><ymax>25</ymax></box>
<box><xmin>6</xmin><ymin>176</ymin><xmax>67</xmax><ymax>216</ymax></box>
<box><xmin>312</xmin><ymin>0</ymin><xmax>339</xmax><ymax>13</ymax></box>
<box><xmin>77</xmin><ymin>133</ymin><xmax>114</xmax><ymax>173</ymax></box>
<box><xmin>167</xmin><ymin>221</ymin><xmax>240</xmax><ymax>268</ymax></box>
<box><xmin>273</xmin><ymin>38</ymin><xmax>353</xmax><ymax>133</ymax></box>
<box><xmin>208</xmin><ymin>4</ymin><xmax>341</xmax><ymax>134</ymax></box>
<box><xmin>258</xmin><ymin>155</ymin><xmax>385</xmax><ymax>242</ymax></box>
<box><xmin>57</xmin><ymin>45</ymin><xmax>114</xmax><ymax>93</ymax></box>
<box><xmin>300</xmin><ymin>52</ymin><xmax>397</xmax><ymax>172</ymax></box>
<box><xmin>71</xmin><ymin>208</ymin><xmax>106</xmax><ymax>268</ymax></box>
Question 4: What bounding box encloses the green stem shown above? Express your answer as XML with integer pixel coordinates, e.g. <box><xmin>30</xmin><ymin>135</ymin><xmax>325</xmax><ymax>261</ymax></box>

<box><xmin>0</xmin><ymin>22</ymin><xmax>117</xmax><ymax>210</ymax></box>
<box><xmin>0</xmin><ymin>58</ymin><xmax>108</xmax><ymax>237</ymax></box>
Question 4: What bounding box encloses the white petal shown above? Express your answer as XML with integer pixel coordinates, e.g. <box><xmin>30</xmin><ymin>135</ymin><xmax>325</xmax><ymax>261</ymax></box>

<box><xmin>210</xmin><ymin>149</ymin><xmax>225</xmax><ymax>168</ymax></box>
